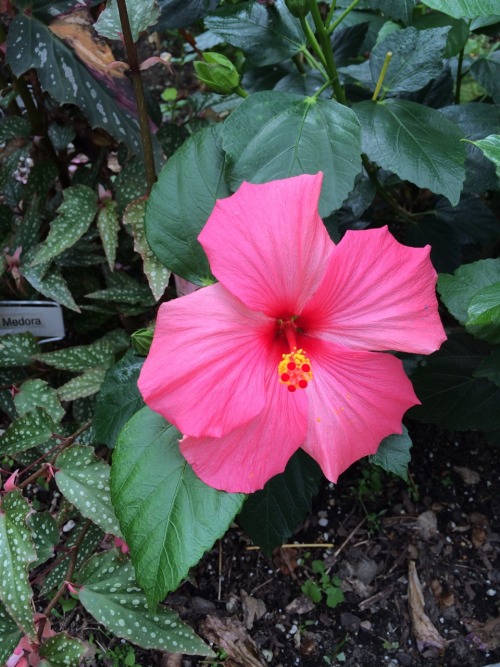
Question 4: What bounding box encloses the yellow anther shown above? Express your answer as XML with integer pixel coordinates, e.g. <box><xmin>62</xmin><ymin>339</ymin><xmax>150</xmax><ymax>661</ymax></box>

<box><xmin>278</xmin><ymin>348</ymin><xmax>313</xmax><ymax>393</ymax></box>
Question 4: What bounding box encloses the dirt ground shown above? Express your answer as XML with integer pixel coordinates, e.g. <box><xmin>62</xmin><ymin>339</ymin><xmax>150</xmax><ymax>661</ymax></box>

<box><xmin>82</xmin><ymin>423</ymin><xmax>499</xmax><ymax>667</ymax></box>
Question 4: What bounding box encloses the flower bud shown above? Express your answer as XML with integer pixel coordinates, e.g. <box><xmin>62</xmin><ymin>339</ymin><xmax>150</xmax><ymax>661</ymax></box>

<box><xmin>194</xmin><ymin>52</ymin><xmax>240</xmax><ymax>95</ymax></box>
<box><xmin>285</xmin><ymin>0</ymin><xmax>310</xmax><ymax>18</ymax></box>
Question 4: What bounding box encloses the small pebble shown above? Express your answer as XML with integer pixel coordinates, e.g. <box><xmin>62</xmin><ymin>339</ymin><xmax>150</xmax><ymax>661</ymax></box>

<box><xmin>318</xmin><ymin>518</ymin><xmax>329</xmax><ymax>527</ymax></box>
<box><xmin>486</xmin><ymin>589</ymin><xmax>497</xmax><ymax>597</ymax></box>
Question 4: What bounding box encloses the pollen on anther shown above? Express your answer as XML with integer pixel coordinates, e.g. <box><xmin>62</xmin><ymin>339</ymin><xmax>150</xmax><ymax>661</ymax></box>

<box><xmin>278</xmin><ymin>348</ymin><xmax>313</xmax><ymax>392</ymax></box>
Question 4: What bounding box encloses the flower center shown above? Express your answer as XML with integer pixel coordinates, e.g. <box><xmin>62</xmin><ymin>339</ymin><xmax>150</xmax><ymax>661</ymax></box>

<box><xmin>278</xmin><ymin>348</ymin><xmax>313</xmax><ymax>392</ymax></box>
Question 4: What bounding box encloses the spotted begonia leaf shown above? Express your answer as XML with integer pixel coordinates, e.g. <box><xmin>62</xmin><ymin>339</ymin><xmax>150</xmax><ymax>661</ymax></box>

<box><xmin>77</xmin><ymin>550</ymin><xmax>213</xmax><ymax>655</ymax></box>
<box><xmin>0</xmin><ymin>601</ymin><xmax>22</xmax><ymax>665</ymax></box>
<box><xmin>38</xmin><ymin>631</ymin><xmax>86</xmax><ymax>667</ymax></box>
<box><xmin>37</xmin><ymin>342</ymin><xmax>114</xmax><ymax>373</ymax></box>
<box><xmin>55</xmin><ymin>445</ymin><xmax>122</xmax><ymax>537</ymax></box>
<box><xmin>0</xmin><ymin>491</ymin><xmax>37</xmax><ymax>638</ymax></box>
<box><xmin>111</xmin><ymin>407</ymin><xmax>245</xmax><ymax>607</ymax></box>
<box><xmin>0</xmin><ymin>407</ymin><xmax>55</xmax><ymax>456</ymax></box>
<box><xmin>14</xmin><ymin>379</ymin><xmax>65</xmax><ymax>423</ymax></box>
<box><xmin>97</xmin><ymin>199</ymin><xmax>120</xmax><ymax>271</ymax></box>
<box><xmin>31</xmin><ymin>186</ymin><xmax>98</xmax><ymax>266</ymax></box>
<box><xmin>94</xmin><ymin>0</ymin><xmax>160</xmax><ymax>42</ymax></box>
<box><xmin>0</xmin><ymin>332</ymin><xmax>40</xmax><ymax>367</ymax></box>
<box><xmin>85</xmin><ymin>285</ymin><xmax>155</xmax><ymax>305</ymax></box>
<box><xmin>41</xmin><ymin>523</ymin><xmax>103</xmax><ymax>596</ymax></box>
<box><xmin>27</xmin><ymin>511</ymin><xmax>59</xmax><ymax>569</ymax></box>
<box><xmin>124</xmin><ymin>198</ymin><xmax>171</xmax><ymax>301</ymax></box>
<box><xmin>57</xmin><ymin>367</ymin><xmax>108</xmax><ymax>402</ymax></box>
<box><xmin>20</xmin><ymin>255</ymin><xmax>81</xmax><ymax>313</ymax></box>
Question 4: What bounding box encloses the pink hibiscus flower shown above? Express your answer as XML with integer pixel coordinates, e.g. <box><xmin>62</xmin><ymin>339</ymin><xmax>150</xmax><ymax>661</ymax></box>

<box><xmin>139</xmin><ymin>173</ymin><xmax>445</xmax><ymax>493</ymax></box>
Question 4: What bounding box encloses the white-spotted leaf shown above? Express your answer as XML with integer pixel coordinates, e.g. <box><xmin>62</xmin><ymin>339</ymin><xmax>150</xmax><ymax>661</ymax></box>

<box><xmin>124</xmin><ymin>198</ymin><xmax>171</xmax><ymax>301</ymax></box>
<box><xmin>97</xmin><ymin>199</ymin><xmax>120</xmax><ymax>270</ymax></box>
<box><xmin>55</xmin><ymin>445</ymin><xmax>122</xmax><ymax>536</ymax></box>
<box><xmin>111</xmin><ymin>407</ymin><xmax>245</xmax><ymax>607</ymax></box>
<box><xmin>0</xmin><ymin>332</ymin><xmax>40</xmax><ymax>367</ymax></box>
<box><xmin>38</xmin><ymin>631</ymin><xmax>86</xmax><ymax>667</ymax></box>
<box><xmin>77</xmin><ymin>550</ymin><xmax>213</xmax><ymax>655</ymax></box>
<box><xmin>31</xmin><ymin>186</ymin><xmax>98</xmax><ymax>266</ymax></box>
<box><xmin>14</xmin><ymin>379</ymin><xmax>65</xmax><ymax>423</ymax></box>
<box><xmin>0</xmin><ymin>601</ymin><xmax>22</xmax><ymax>665</ymax></box>
<box><xmin>0</xmin><ymin>407</ymin><xmax>55</xmax><ymax>455</ymax></box>
<box><xmin>57</xmin><ymin>367</ymin><xmax>108</xmax><ymax>402</ymax></box>
<box><xmin>27</xmin><ymin>511</ymin><xmax>59</xmax><ymax>569</ymax></box>
<box><xmin>0</xmin><ymin>491</ymin><xmax>37</xmax><ymax>638</ymax></box>
<box><xmin>37</xmin><ymin>342</ymin><xmax>114</xmax><ymax>373</ymax></box>
<box><xmin>95</xmin><ymin>0</ymin><xmax>160</xmax><ymax>42</ymax></box>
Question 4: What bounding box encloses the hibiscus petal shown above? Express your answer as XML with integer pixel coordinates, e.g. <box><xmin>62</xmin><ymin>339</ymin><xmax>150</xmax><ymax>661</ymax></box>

<box><xmin>138</xmin><ymin>283</ymin><xmax>277</xmax><ymax>438</ymax></box>
<box><xmin>180</xmin><ymin>376</ymin><xmax>308</xmax><ymax>493</ymax></box>
<box><xmin>300</xmin><ymin>227</ymin><xmax>446</xmax><ymax>353</ymax></box>
<box><xmin>199</xmin><ymin>173</ymin><xmax>333</xmax><ymax>318</ymax></box>
<box><xmin>301</xmin><ymin>338</ymin><xmax>419</xmax><ymax>483</ymax></box>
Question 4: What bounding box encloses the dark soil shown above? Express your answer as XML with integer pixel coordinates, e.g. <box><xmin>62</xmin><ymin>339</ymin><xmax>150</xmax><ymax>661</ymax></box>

<box><xmin>130</xmin><ymin>423</ymin><xmax>500</xmax><ymax>667</ymax></box>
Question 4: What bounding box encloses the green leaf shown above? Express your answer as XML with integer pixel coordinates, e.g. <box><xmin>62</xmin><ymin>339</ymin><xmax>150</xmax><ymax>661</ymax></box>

<box><xmin>56</xmin><ymin>367</ymin><xmax>108</xmax><ymax>401</ymax></box>
<box><xmin>146</xmin><ymin>124</ymin><xmax>230</xmax><ymax>284</ymax></box>
<box><xmin>85</xmin><ymin>285</ymin><xmax>154</xmax><ymax>305</ymax></box>
<box><xmin>124</xmin><ymin>198</ymin><xmax>171</xmax><ymax>301</ymax></box>
<box><xmin>337</xmin><ymin>0</ymin><xmax>416</xmax><ymax>24</ymax></box>
<box><xmin>0</xmin><ymin>332</ymin><xmax>40</xmax><ymax>367</ymax></box>
<box><xmin>474</xmin><ymin>348</ymin><xmax>500</xmax><ymax>387</ymax></box>
<box><xmin>471</xmin><ymin>52</ymin><xmax>500</xmax><ymax>103</ymax></box>
<box><xmin>77</xmin><ymin>550</ymin><xmax>213</xmax><ymax>655</ymax></box>
<box><xmin>238</xmin><ymin>450</ymin><xmax>322</xmax><ymax>556</ymax></box>
<box><xmin>421</xmin><ymin>0</ymin><xmax>500</xmax><ymax>19</ymax></box>
<box><xmin>6</xmin><ymin>16</ymin><xmax>144</xmax><ymax>157</ymax></box>
<box><xmin>369</xmin><ymin>427</ymin><xmax>412</xmax><ymax>481</ymax></box>
<box><xmin>93</xmin><ymin>350</ymin><xmax>144</xmax><ymax>448</ymax></box>
<box><xmin>354</xmin><ymin>99</ymin><xmax>466</xmax><ymax>205</ymax></box>
<box><xmin>37</xmin><ymin>342</ymin><xmax>114</xmax><ymax>373</ymax></box>
<box><xmin>370</xmin><ymin>26</ymin><xmax>450</xmax><ymax>94</ymax></box>
<box><xmin>97</xmin><ymin>199</ymin><xmax>120</xmax><ymax>271</ymax></box>
<box><xmin>111</xmin><ymin>407</ymin><xmax>244</xmax><ymax>607</ymax></box>
<box><xmin>0</xmin><ymin>602</ymin><xmax>22</xmax><ymax>665</ymax></box>
<box><xmin>413</xmin><ymin>12</ymin><xmax>469</xmax><ymax>59</ymax></box>
<box><xmin>0</xmin><ymin>491</ymin><xmax>37</xmax><ymax>638</ymax></box>
<box><xmin>222</xmin><ymin>91</ymin><xmax>362</xmax><ymax>217</ymax></box>
<box><xmin>20</xmin><ymin>251</ymin><xmax>81</xmax><ymax>313</ymax></box>
<box><xmin>301</xmin><ymin>580</ymin><xmax>322</xmax><ymax>603</ymax></box>
<box><xmin>466</xmin><ymin>282</ymin><xmax>500</xmax><ymax>344</ymax></box>
<box><xmin>31</xmin><ymin>186</ymin><xmax>98</xmax><ymax>265</ymax></box>
<box><xmin>0</xmin><ymin>407</ymin><xmax>54</xmax><ymax>455</ymax></box>
<box><xmin>41</xmin><ymin>522</ymin><xmax>103</xmax><ymax>596</ymax></box>
<box><xmin>38</xmin><ymin>632</ymin><xmax>86</xmax><ymax>667</ymax></box>
<box><xmin>466</xmin><ymin>134</ymin><xmax>500</xmax><ymax>177</ymax></box>
<box><xmin>114</xmin><ymin>158</ymin><xmax>148</xmax><ymax>215</ymax></box>
<box><xmin>325</xmin><ymin>583</ymin><xmax>344</xmax><ymax>608</ymax></box>
<box><xmin>0</xmin><ymin>116</ymin><xmax>30</xmax><ymax>141</ymax></box>
<box><xmin>27</xmin><ymin>511</ymin><xmax>59</xmax><ymax>569</ymax></box>
<box><xmin>94</xmin><ymin>0</ymin><xmax>160</xmax><ymax>42</ymax></box>
<box><xmin>410</xmin><ymin>334</ymin><xmax>500</xmax><ymax>431</ymax></box>
<box><xmin>437</xmin><ymin>259</ymin><xmax>500</xmax><ymax>323</ymax></box>
<box><xmin>205</xmin><ymin>0</ymin><xmax>305</xmax><ymax>66</ymax></box>
<box><xmin>55</xmin><ymin>445</ymin><xmax>122</xmax><ymax>536</ymax></box>
<box><xmin>14</xmin><ymin>379</ymin><xmax>65</xmax><ymax>423</ymax></box>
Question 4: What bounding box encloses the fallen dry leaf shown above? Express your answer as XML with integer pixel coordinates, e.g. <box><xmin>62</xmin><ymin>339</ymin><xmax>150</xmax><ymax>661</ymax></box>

<box><xmin>199</xmin><ymin>615</ymin><xmax>266</xmax><ymax>667</ymax></box>
<box><xmin>241</xmin><ymin>589</ymin><xmax>266</xmax><ymax>630</ymax></box>
<box><xmin>416</xmin><ymin>510</ymin><xmax>439</xmax><ymax>541</ymax></box>
<box><xmin>454</xmin><ymin>466</ymin><xmax>480</xmax><ymax>485</ymax></box>
<box><xmin>408</xmin><ymin>561</ymin><xmax>447</xmax><ymax>653</ymax></box>
<box><xmin>465</xmin><ymin>616</ymin><xmax>500</xmax><ymax>650</ymax></box>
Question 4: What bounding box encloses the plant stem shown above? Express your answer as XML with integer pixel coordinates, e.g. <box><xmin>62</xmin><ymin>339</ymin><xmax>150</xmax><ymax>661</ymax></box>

<box><xmin>372</xmin><ymin>51</ymin><xmax>393</xmax><ymax>101</ymax></box>
<box><xmin>300</xmin><ymin>15</ymin><xmax>329</xmax><ymax>72</ymax></box>
<box><xmin>309</xmin><ymin>0</ymin><xmax>347</xmax><ymax>103</ymax></box>
<box><xmin>455</xmin><ymin>45</ymin><xmax>465</xmax><ymax>104</ymax></box>
<box><xmin>292</xmin><ymin>52</ymin><xmax>306</xmax><ymax>75</ymax></box>
<box><xmin>325</xmin><ymin>0</ymin><xmax>338</xmax><ymax>29</ymax></box>
<box><xmin>327</xmin><ymin>0</ymin><xmax>362</xmax><ymax>35</ymax></box>
<box><xmin>234</xmin><ymin>85</ymin><xmax>249</xmax><ymax>98</ymax></box>
<box><xmin>116</xmin><ymin>0</ymin><xmax>156</xmax><ymax>191</ymax></box>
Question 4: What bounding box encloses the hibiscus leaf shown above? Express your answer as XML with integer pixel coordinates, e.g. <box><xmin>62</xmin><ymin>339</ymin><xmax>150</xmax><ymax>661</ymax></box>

<box><xmin>124</xmin><ymin>198</ymin><xmax>171</xmax><ymax>301</ymax></box>
<box><xmin>146</xmin><ymin>124</ymin><xmax>230</xmax><ymax>284</ymax></box>
<box><xmin>369</xmin><ymin>427</ymin><xmax>412</xmax><ymax>482</ymax></box>
<box><xmin>38</xmin><ymin>632</ymin><xmax>86</xmax><ymax>667</ymax></box>
<box><xmin>354</xmin><ymin>99</ymin><xmax>466</xmax><ymax>206</ymax></box>
<box><xmin>0</xmin><ymin>602</ymin><xmax>22</xmax><ymax>666</ymax></box>
<box><xmin>0</xmin><ymin>491</ymin><xmax>37</xmax><ymax>639</ymax></box>
<box><xmin>420</xmin><ymin>0</ymin><xmax>499</xmax><ymax>19</ymax></box>
<box><xmin>55</xmin><ymin>445</ymin><xmax>122</xmax><ymax>536</ymax></box>
<box><xmin>470</xmin><ymin>52</ymin><xmax>500</xmax><ymax>103</ymax></box>
<box><xmin>237</xmin><ymin>450</ymin><xmax>322</xmax><ymax>556</ymax></box>
<box><xmin>93</xmin><ymin>350</ymin><xmax>145</xmax><ymax>449</ymax></box>
<box><xmin>205</xmin><ymin>0</ymin><xmax>305</xmax><ymax>66</ymax></box>
<box><xmin>77</xmin><ymin>550</ymin><xmax>214</xmax><ymax>655</ymax></box>
<box><xmin>466</xmin><ymin>282</ymin><xmax>500</xmax><ymax>344</ymax></box>
<box><xmin>466</xmin><ymin>134</ymin><xmax>500</xmax><ymax>178</ymax></box>
<box><xmin>474</xmin><ymin>348</ymin><xmax>500</xmax><ymax>387</ymax></box>
<box><xmin>157</xmin><ymin>0</ymin><xmax>219</xmax><ymax>29</ymax></box>
<box><xmin>410</xmin><ymin>334</ymin><xmax>500</xmax><ymax>431</ymax></box>
<box><xmin>222</xmin><ymin>91</ymin><xmax>362</xmax><ymax>217</ymax></box>
<box><xmin>111</xmin><ymin>407</ymin><xmax>245</xmax><ymax>607</ymax></box>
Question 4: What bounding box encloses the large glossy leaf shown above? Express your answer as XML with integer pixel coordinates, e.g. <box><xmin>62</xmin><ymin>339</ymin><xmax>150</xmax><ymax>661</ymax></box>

<box><xmin>0</xmin><ymin>492</ymin><xmax>36</xmax><ymax>639</ymax></box>
<box><xmin>6</xmin><ymin>15</ymin><xmax>143</xmax><ymax>156</ymax></box>
<box><xmin>370</xmin><ymin>427</ymin><xmax>412</xmax><ymax>481</ymax></box>
<box><xmin>93</xmin><ymin>350</ymin><xmax>145</xmax><ymax>448</ymax></box>
<box><xmin>111</xmin><ymin>407</ymin><xmax>245</xmax><ymax>607</ymax></box>
<box><xmin>466</xmin><ymin>283</ymin><xmax>500</xmax><ymax>344</ymax></box>
<box><xmin>146</xmin><ymin>124</ymin><xmax>230</xmax><ymax>284</ymax></box>
<box><xmin>420</xmin><ymin>0</ymin><xmax>499</xmax><ymax>19</ymax></box>
<box><xmin>336</xmin><ymin>0</ymin><xmax>416</xmax><ymax>24</ymax></box>
<box><xmin>438</xmin><ymin>259</ymin><xmax>500</xmax><ymax>323</ymax></box>
<box><xmin>467</xmin><ymin>134</ymin><xmax>500</xmax><ymax>177</ymax></box>
<box><xmin>222</xmin><ymin>91</ymin><xmax>362</xmax><ymax>217</ymax></box>
<box><xmin>238</xmin><ymin>450</ymin><xmax>322</xmax><ymax>556</ymax></box>
<box><xmin>55</xmin><ymin>445</ymin><xmax>122</xmax><ymax>536</ymax></box>
<box><xmin>0</xmin><ymin>602</ymin><xmax>22</xmax><ymax>666</ymax></box>
<box><xmin>205</xmin><ymin>0</ymin><xmax>304</xmax><ymax>66</ymax></box>
<box><xmin>157</xmin><ymin>0</ymin><xmax>219</xmax><ymax>29</ymax></box>
<box><xmin>471</xmin><ymin>52</ymin><xmax>500</xmax><ymax>103</ymax></box>
<box><xmin>77</xmin><ymin>550</ymin><xmax>213</xmax><ymax>655</ymax></box>
<box><xmin>355</xmin><ymin>99</ymin><xmax>466</xmax><ymax>205</ymax></box>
